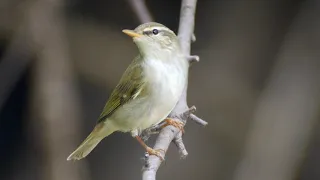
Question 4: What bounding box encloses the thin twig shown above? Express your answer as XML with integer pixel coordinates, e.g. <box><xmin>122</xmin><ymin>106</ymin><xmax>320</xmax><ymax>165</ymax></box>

<box><xmin>191</xmin><ymin>33</ymin><xmax>196</xmax><ymax>42</ymax></box>
<box><xmin>187</xmin><ymin>55</ymin><xmax>200</xmax><ymax>64</ymax></box>
<box><xmin>173</xmin><ymin>132</ymin><xmax>188</xmax><ymax>158</ymax></box>
<box><xmin>189</xmin><ymin>113</ymin><xmax>208</xmax><ymax>126</ymax></box>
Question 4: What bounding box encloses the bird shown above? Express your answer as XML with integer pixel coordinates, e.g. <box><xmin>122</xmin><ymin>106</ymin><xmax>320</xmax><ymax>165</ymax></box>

<box><xmin>67</xmin><ymin>22</ymin><xmax>189</xmax><ymax>161</ymax></box>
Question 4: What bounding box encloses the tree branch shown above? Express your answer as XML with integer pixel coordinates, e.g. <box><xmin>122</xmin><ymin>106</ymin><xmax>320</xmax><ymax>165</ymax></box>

<box><xmin>0</xmin><ymin>25</ymin><xmax>32</xmax><ymax>111</ymax></box>
<box><xmin>233</xmin><ymin>1</ymin><xmax>320</xmax><ymax>179</ymax></box>
<box><xmin>127</xmin><ymin>0</ymin><xmax>153</xmax><ymax>23</ymax></box>
<box><xmin>27</xmin><ymin>0</ymin><xmax>90</xmax><ymax>180</ymax></box>
<box><xmin>139</xmin><ymin>0</ymin><xmax>207</xmax><ymax>180</ymax></box>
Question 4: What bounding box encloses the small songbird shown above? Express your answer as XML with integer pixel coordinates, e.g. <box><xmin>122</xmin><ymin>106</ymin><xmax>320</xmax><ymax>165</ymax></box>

<box><xmin>67</xmin><ymin>22</ymin><xmax>189</xmax><ymax>161</ymax></box>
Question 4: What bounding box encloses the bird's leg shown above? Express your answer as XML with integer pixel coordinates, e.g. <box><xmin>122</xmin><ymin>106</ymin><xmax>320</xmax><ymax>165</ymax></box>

<box><xmin>135</xmin><ymin>136</ymin><xmax>165</xmax><ymax>160</ymax></box>
<box><xmin>161</xmin><ymin>118</ymin><xmax>185</xmax><ymax>133</ymax></box>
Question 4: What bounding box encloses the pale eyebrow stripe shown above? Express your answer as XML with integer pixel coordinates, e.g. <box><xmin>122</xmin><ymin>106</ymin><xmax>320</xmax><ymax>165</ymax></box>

<box><xmin>144</xmin><ymin>26</ymin><xmax>166</xmax><ymax>31</ymax></box>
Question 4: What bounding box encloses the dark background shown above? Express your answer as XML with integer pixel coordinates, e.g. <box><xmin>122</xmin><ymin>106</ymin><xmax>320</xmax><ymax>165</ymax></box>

<box><xmin>0</xmin><ymin>0</ymin><xmax>319</xmax><ymax>180</ymax></box>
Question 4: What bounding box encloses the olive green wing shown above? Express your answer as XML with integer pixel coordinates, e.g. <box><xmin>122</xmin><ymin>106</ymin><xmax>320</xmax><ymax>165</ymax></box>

<box><xmin>97</xmin><ymin>60</ymin><xmax>145</xmax><ymax>123</ymax></box>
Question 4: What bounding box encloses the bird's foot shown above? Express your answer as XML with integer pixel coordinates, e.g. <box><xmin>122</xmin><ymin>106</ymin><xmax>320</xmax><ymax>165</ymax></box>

<box><xmin>146</xmin><ymin>147</ymin><xmax>165</xmax><ymax>161</ymax></box>
<box><xmin>161</xmin><ymin>118</ymin><xmax>185</xmax><ymax>134</ymax></box>
<box><xmin>135</xmin><ymin>136</ymin><xmax>165</xmax><ymax>160</ymax></box>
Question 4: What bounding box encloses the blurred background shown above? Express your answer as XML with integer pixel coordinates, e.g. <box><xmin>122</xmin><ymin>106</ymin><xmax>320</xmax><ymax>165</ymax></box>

<box><xmin>0</xmin><ymin>0</ymin><xmax>320</xmax><ymax>180</ymax></box>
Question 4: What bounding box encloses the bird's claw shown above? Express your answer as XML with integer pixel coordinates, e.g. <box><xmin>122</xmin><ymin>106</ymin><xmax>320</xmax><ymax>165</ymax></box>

<box><xmin>146</xmin><ymin>147</ymin><xmax>165</xmax><ymax>161</ymax></box>
<box><xmin>162</xmin><ymin>118</ymin><xmax>185</xmax><ymax>134</ymax></box>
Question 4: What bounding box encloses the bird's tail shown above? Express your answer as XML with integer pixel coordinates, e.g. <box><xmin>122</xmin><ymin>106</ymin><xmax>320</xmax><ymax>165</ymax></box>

<box><xmin>67</xmin><ymin>122</ymin><xmax>115</xmax><ymax>161</ymax></box>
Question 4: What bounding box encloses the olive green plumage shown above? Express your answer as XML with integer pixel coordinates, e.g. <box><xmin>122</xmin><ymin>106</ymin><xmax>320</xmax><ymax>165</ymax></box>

<box><xmin>97</xmin><ymin>56</ymin><xmax>146</xmax><ymax>123</ymax></box>
<box><xmin>67</xmin><ymin>22</ymin><xmax>188</xmax><ymax>161</ymax></box>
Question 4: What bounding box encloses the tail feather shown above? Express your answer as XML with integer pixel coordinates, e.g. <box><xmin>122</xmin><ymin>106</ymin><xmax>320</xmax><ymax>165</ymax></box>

<box><xmin>67</xmin><ymin>123</ymin><xmax>114</xmax><ymax>161</ymax></box>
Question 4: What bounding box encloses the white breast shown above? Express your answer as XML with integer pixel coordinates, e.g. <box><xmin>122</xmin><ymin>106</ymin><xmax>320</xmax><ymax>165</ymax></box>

<box><xmin>109</xmin><ymin>56</ymin><xmax>188</xmax><ymax>134</ymax></box>
<box><xmin>145</xmin><ymin>59</ymin><xmax>185</xmax><ymax>98</ymax></box>
<box><xmin>138</xmin><ymin>58</ymin><xmax>187</xmax><ymax>129</ymax></box>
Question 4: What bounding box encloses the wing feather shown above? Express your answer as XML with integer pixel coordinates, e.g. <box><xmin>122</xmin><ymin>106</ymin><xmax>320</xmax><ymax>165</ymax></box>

<box><xmin>97</xmin><ymin>57</ymin><xmax>146</xmax><ymax>123</ymax></box>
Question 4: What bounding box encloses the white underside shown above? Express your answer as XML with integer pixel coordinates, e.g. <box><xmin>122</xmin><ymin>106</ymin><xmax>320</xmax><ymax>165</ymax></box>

<box><xmin>107</xmin><ymin>56</ymin><xmax>188</xmax><ymax>136</ymax></box>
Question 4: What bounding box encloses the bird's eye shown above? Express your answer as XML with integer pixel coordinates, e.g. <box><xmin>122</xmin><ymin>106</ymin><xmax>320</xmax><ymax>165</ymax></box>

<box><xmin>152</xmin><ymin>29</ymin><xmax>159</xmax><ymax>35</ymax></box>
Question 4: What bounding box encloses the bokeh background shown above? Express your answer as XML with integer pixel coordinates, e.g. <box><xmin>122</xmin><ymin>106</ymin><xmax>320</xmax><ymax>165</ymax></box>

<box><xmin>0</xmin><ymin>0</ymin><xmax>320</xmax><ymax>180</ymax></box>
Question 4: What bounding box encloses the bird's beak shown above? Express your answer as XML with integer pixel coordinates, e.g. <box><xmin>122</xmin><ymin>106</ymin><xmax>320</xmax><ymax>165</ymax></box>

<box><xmin>122</xmin><ymin>29</ymin><xmax>142</xmax><ymax>38</ymax></box>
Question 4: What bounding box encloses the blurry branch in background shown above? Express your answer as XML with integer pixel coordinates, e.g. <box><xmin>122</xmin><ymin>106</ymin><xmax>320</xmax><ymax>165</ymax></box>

<box><xmin>233</xmin><ymin>0</ymin><xmax>320</xmax><ymax>180</ymax></box>
<box><xmin>127</xmin><ymin>0</ymin><xmax>208</xmax><ymax>180</ymax></box>
<box><xmin>27</xmin><ymin>0</ymin><xmax>90</xmax><ymax>180</ymax></box>
<box><xmin>0</xmin><ymin>18</ymin><xmax>33</xmax><ymax>111</ymax></box>
<box><xmin>127</xmin><ymin>0</ymin><xmax>153</xmax><ymax>23</ymax></box>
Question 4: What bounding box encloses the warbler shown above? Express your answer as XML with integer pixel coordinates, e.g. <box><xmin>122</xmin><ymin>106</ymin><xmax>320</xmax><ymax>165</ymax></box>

<box><xmin>67</xmin><ymin>22</ymin><xmax>188</xmax><ymax>160</ymax></box>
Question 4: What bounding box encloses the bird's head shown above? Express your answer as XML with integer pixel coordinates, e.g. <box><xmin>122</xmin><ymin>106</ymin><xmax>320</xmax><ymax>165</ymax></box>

<box><xmin>122</xmin><ymin>22</ymin><xmax>180</xmax><ymax>57</ymax></box>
